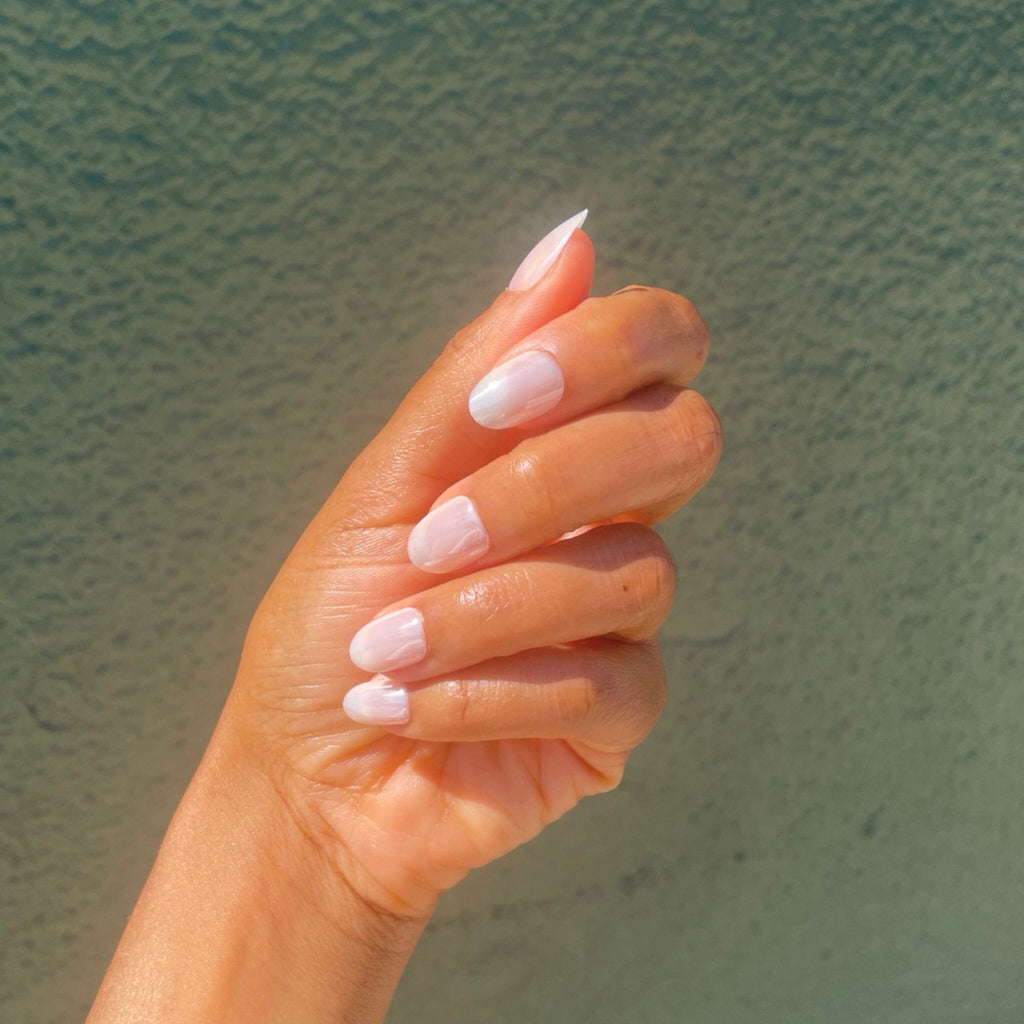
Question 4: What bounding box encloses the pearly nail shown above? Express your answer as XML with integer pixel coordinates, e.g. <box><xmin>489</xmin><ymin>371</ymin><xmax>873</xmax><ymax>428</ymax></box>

<box><xmin>469</xmin><ymin>349</ymin><xmax>565</xmax><ymax>429</ymax></box>
<box><xmin>407</xmin><ymin>495</ymin><xmax>490</xmax><ymax>573</ymax></box>
<box><xmin>343</xmin><ymin>677</ymin><xmax>410</xmax><ymax>725</ymax></box>
<box><xmin>507</xmin><ymin>209</ymin><xmax>588</xmax><ymax>291</ymax></box>
<box><xmin>349</xmin><ymin>607</ymin><xmax>426</xmax><ymax>673</ymax></box>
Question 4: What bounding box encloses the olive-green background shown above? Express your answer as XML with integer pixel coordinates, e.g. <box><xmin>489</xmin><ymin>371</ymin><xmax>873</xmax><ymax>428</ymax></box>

<box><xmin>2</xmin><ymin>1</ymin><xmax>1023</xmax><ymax>1021</ymax></box>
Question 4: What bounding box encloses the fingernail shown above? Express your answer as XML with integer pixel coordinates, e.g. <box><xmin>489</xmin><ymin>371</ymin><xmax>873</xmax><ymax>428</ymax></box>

<box><xmin>349</xmin><ymin>607</ymin><xmax>426</xmax><ymax>673</ymax></box>
<box><xmin>507</xmin><ymin>209</ymin><xmax>588</xmax><ymax>291</ymax></box>
<box><xmin>407</xmin><ymin>495</ymin><xmax>490</xmax><ymax>573</ymax></box>
<box><xmin>343</xmin><ymin>677</ymin><xmax>410</xmax><ymax>725</ymax></box>
<box><xmin>469</xmin><ymin>349</ymin><xmax>565</xmax><ymax>429</ymax></box>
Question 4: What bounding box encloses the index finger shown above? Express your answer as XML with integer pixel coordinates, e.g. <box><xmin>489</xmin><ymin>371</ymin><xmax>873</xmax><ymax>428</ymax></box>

<box><xmin>467</xmin><ymin>286</ymin><xmax>710</xmax><ymax>432</ymax></box>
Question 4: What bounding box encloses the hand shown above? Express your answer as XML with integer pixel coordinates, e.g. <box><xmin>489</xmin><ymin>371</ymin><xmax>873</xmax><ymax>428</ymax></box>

<box><xmin>224</xmin><ymin>219</ymin><xmax>720</xmax><ymax>919</ymax></box>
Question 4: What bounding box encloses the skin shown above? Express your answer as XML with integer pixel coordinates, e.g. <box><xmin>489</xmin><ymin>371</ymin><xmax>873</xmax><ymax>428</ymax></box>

<box><xmin>86</xmin><ymin>229</ymin><xmax>721</xmax><ymax>1022</ymax></box>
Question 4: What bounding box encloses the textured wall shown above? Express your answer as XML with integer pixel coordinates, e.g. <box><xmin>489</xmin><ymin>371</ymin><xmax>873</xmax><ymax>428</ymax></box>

<box><xmin>2</xmin><ymin>1</ymin><xmax>1023</xmax><ymax>1021</ymax></box>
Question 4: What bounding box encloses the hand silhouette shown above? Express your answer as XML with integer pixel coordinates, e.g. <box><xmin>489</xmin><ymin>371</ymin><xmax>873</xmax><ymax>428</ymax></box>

<box><xmin>224</xmin><ymin>216</ymin><xmax>720</xmax><ymax>917</ymax></box>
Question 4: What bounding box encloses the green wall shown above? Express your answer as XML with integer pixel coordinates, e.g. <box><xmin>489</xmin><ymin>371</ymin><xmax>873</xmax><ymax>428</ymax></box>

<box><xmin>2</xmin><ymin>1</ymin><xmax>1023</xmax><ymax>1019</ymax></box>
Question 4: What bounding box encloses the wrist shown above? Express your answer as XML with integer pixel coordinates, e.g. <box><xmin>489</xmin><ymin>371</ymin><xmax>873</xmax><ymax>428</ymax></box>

<box><xmin>88</xmin><ymin>712</ymin><xmax>428</xmax><ymax>1024</ymax></box>
<box><xmin>202</xmin><ymin>711</ymin><xmax>431</xmax><ymax>935</ymax></box>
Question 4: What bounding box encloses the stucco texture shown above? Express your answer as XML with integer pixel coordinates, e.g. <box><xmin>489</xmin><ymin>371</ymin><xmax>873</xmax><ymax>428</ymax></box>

<box><xmin>2</xmin><ymin>1</ymin><xmax>1023</xmax><ymax>1020</ymax></box>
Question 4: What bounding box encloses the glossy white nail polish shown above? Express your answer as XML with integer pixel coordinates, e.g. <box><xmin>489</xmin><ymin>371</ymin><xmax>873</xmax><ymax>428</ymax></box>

<box><xmin>468</xmin><ymin>349</ymin><xmax>565</xmax><ymax>429</ymax></box>
<box><xmin>343</xmin><ymin>677</ymin><xmax>410</xmax><ymax>725</ymax></box>
<box><xmin>407</xmin><ymin>495</ymin><xmax>490</xmax><ymax>573</ymax></box>
<box><xmin>507</xmin><ymin>209</ymin><xmax>588</xmax><ymax>291</ymax></box>
<box><xmin>349</xmin><ymin>607</ymin><xmax>426</xmax><ymax>673</ymax></box>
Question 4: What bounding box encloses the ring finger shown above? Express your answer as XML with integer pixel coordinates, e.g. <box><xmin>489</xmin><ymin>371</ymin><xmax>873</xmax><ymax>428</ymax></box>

<box><xmin>348</xmin><ymin>523</ymin><xmax>676</xmax><ymax>680</ymax></box>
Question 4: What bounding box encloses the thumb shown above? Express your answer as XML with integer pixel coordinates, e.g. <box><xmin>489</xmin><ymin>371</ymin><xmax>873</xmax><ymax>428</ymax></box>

<box><xmin>324</xmin><ymin>212</ymin><xmax>595</xmax><ymax>528</ymax></box>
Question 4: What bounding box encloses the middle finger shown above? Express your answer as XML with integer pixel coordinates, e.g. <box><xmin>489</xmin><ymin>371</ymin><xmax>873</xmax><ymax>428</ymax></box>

<box><xmin>406</xmin><ymin>383</ymin><xmax>722</xmax><ymax>575</ymax></box>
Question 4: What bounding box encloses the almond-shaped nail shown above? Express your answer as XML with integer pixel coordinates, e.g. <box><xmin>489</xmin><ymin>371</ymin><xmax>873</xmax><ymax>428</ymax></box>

<box><xmin>407</xmin><ymin>495</ymin><xmax>489</xmax><ymax>573</ymax></box>
<box><xmin>343</xmin><ymin>677</ymin><xmax>410</xmax><ymax>725</ymax></box>
<box><xmin>349</xmin><ymin>607</ymin><xmax>426</xmax><ymax>673</ymax></box>
<box><xmin>507</xmin><ymin>209</ymin><xmax>588</xmax><ymax>291</ymax></box>
<box><xmin>469</xmin><ymin>349</ymin><xmax>565</xmax><ymax>429</ymax></box>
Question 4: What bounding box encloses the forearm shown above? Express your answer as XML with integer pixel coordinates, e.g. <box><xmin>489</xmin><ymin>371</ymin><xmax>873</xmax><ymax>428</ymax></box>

<box><xmin>86</xmin><ymin>716</ymin><xmax>428</xmax><ymax>1024</ymax></box>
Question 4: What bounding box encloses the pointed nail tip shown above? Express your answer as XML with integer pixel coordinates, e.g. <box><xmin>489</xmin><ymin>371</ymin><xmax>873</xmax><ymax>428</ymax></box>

<box><xmin>507</xmin><ymin>208</ymin><xmax>591</xmax><ymax>291</ymax></box>
<box><xmin>556</xmin><ymin>208</ymin><xmax>588</xmax><ymax>241</ymax></box>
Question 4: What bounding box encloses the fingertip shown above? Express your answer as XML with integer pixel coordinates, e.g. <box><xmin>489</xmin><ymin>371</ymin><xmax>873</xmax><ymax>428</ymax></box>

<box><xmin>507</xmin><ymin>210</ymin><xmax>589</xmax><ymax>291</ymax></box>
<box><xmin>343</xmin><ymin>678</ymin><xmax>410</xmax><ymax>726</ymax></box>
<box><xmin>554</xmin><ymin>228</ymin><xmax>595</xmax><ymax>304</ymax></box>
<box><xmin>504</xmin><ymin>220</ymin><xmax>594</xmax><ymax>312</ymax></box>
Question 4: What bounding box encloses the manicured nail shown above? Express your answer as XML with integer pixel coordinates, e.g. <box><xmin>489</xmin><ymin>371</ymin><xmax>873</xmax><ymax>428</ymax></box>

<box><xmin>469</xmin><ymin>349</ymin><xmax>565</xmax><ymax>429</ymax></box>
<box><xmin>407</xmin><ymin>495</ymin><xmax>489</xmax><ymax>573</ymax></box>
<box><xmin>349</xmin><ymin>607</ymin><xmax>426</xmax><ymax>673</ymax></box>
<box><xmin>507</xmin><ymin>209</ymin><xmax>588</xmax><ymax>291</ymax></box>
<box><xmin>343</xmin><ymin>677</ymin><xmax>410</xmax><ymax>725</ymax></box>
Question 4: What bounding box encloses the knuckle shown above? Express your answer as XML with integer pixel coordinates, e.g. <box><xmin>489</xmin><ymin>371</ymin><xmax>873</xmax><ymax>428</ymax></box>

<box><xmin>614</xmin><ymin>536</ymin><xmax>678</xmax><ymax>629</ymax></box>
<box><xmin>457</xmin><ymin>574</ymin><xmax>506</xmax><ymax>625</ymax></box>
<box><xmin>582</xmin><ymin>288</ymin><xmax>709</xmax><ymax>383</ymax></box>
<box><xmin>686</xmin><ymin>391</ymin><xmax>725</xmax><ymax>472</ymax></box>
<box><xmin>456</xmin><ymin>565</ymin><xmax>532</xmax><ymax>633</ymax></box>
<box><xmin>443</xmin><ymin>305</ymin><xmax>492</xmax><ymax>363</ymax></box>
<box><xmin>662</xmin><ymin>390</ymin><xmax>724</xmax><ymax>489</ymax></box>
<box><xmin>440</xmin><ymin>677</ymin><xmax>475</xmax><ymax>730</ymax></box>
<box><xmin>557</xmin><ymin>671</ymin><xmax>599</xmax><ymax>727</ymax></box>
<box><xmin>667</xmin><ymin>292</ymin><xmax>711</xmax><ymax>360</ymax></box>
<box><xmin>637</xmin><ymin>288</ymin><xmax>710</xmax><ymax>361</ymax></box>
<box><xmin>647</xmin><ymin>655</ymin><xmax>669</xmax><ymax>722</ymax></box>
<box><xmin>505</xmin><ymin>447</ymin><xmax>557</xmax><ymax>524</ymax></box>
<box><xmin>640</xmin><ymin>549</ymin><xmax>679</xmax><ymax>628</ymax></box>
<box><xmin>597</xmin><ymin>646</ymin><xmax>666</xmax><ymax>748</ymax></box>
